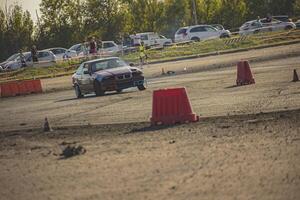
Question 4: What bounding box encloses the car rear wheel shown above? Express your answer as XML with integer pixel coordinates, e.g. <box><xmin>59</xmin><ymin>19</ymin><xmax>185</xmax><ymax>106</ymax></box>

<box><xmin>191</xmin><ymin>37</ymin><xmax>200</xmax><ymax>42</ymax></box>
<box><xmin>220</xmin><ymin>34</ymin><xmax>230</xmax><ymax>38</ymax></box>
<box><xmin>94</xmin><ymin>81</ymin><xmax>105</xmax><ymax>96</ymax></box>
<box><xmin>74</xmin><ymin>84</ymin><xmax>83</xmax><ymax>98</ymax></box>
<box><xmin>116</xmin><ymin>89</ymin><xmax>123</xmax><ymax>93</ymax></box>
<box><xmin>285</xmin><ymin>25</ymin><xmax>293</xmax><ymax>30</ymax></box>
<box><xmin>137</xmin><ymin>84</ymin><xmax>146</xmax><ymax>91</ymax></box>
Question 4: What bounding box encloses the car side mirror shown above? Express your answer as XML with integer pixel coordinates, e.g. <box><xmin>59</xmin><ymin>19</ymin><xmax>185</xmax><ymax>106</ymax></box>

<box><xmin>83</xmin><ymin>70</ymin><xmax>90</xmax><ymax>75</ymax></box>
<box><xmin>129</xmin><ymin>63</ymin><xmax>134</xmax><ymax>67</ymax></box>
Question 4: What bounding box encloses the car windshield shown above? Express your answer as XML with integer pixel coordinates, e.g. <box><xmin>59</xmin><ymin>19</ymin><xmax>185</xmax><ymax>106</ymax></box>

<box><xmin>69</xmin><ymin>44</ymin><xmax>80</xmax><ymax>51</ymax></box>
<box><xmin>177</xmin><ymin>28</ymin><xmax>187</xmax><ymax>34</ymax></box>
<box><xmin>91</xmin><ymin>58</ymin><xmax>127</xmax><ymax>72</ymax></box>
<box><xmin>6</xmin><ymin>53</ymin><xmax>19</xmax><ymax>61</ymax></box>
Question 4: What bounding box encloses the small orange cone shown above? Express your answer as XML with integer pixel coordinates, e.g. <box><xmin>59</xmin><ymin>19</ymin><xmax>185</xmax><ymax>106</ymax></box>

<box><xmin>293</xmin><ymin>69</ymin><xmax>299</xmax><ymax>82</ymax></box>
<box><xmin>44</xmin><ymin>117</ymin><xmax>52</xmax><ymax>132</ymax></box>
<box><xmin>161</xmin><ymin>68</ymin><xmax>165</xmax><ymax>75</ymax></box>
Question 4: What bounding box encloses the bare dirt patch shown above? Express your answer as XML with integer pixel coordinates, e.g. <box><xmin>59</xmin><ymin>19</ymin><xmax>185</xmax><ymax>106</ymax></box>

<box><xmin>0</xmin><ymin>109</ymin><xmax>299</xmax><ymax>200</ymax></box>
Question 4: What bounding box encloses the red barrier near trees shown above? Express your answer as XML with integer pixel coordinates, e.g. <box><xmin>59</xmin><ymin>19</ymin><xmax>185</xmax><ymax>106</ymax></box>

<box><xmin>236</xmin><ymin>60</ymin><xmax>255</xmax><ymax>86</ymax></box>
<box><xmin>151</xmin><ymin>87</ymin><xmax>199</xmax><ymax>125</ymax></box>
<box><xmin>0</xmin><ymin>79</ymin><xmax>43</xmax><ymax>97</ymax></box>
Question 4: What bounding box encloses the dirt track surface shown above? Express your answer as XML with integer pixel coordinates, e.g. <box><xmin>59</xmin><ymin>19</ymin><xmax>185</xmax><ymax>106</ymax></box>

<box><xmin>0</xmin><ymin>110</ymin><xmax>299</xmax><ymax>200</ymax></box>
<box><xmin>0</xmin><ymin>44</ymin><xmax>300</xmax><ymax>199</ymax></box>
<box><xmin>0</xmin><ymin>53</ymin><xmax>299</xmax><ymax>131</ymax></box>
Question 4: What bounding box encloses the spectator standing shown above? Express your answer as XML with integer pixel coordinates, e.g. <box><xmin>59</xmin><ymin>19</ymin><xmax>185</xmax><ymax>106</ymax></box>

<box><xmin>139</xmin><ymin>41</ymin><xmax>147</xmax><ymax>67</ymax></box>
<box><xmin>266</xmin><ymin>14</ymin><xmax>272</xmax><ymax>23</ymax></box>
<box><xmin>19</xmin><ymin>49</ymin><xmax>27</xmax><ymax>67</ymax></box>
<box><xmin>89</xmin><ymin>37</ymin><xmax>97</xmax><ymax>54</ymax></box>
<box><xmin>31</xmin><ymin>45</ymin><xmax>38</xmax><ymax>62</ymax></box>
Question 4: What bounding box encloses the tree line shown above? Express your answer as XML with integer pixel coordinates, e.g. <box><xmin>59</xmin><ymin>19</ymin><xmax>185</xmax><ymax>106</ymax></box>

<box><xmin>1</xmin><ymin>0</ymin><xmax>299</xmax><ymax>61</ymax></box>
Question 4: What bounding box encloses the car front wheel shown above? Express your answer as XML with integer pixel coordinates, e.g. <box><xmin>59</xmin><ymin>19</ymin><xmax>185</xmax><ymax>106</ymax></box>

<box><xmin>137</xmin><ymin>84</ymin><xmax>146</xmax><ymax>91</ymax></box>
<box><xmin>74</xmin><ymin>84</ymin><xmax>83</xmax><ymax>98</ymax></box>
<box><xmin>94</xmin><ymin>81</ymin><xmax>105</xmax><ymax>96</ymax></box>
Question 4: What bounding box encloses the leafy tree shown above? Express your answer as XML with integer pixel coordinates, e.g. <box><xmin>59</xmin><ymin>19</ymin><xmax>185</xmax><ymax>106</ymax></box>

<box><xmin>84</xmin><ymin>0</ymin><xmax>127</xmax><ymax>41</ymax></box>
<box><xmin>163</xmin><ymin>0</ymin><xmax>192</xmax><ymax>37</ymax></box>
<box><xmin>0</xmin><ymin>4</ymin><xmax>33</xmax><ymax>61</ymax></box>
<box><xmin>37</xmin><ymin>0</ymin><xmax>84</xmax><ymax>48</ymax></box>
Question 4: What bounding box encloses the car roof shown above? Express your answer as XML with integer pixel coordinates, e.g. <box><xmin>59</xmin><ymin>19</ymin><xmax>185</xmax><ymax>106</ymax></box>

<box><xmin>46</xmin><ymin>47</ymin><xmax>67</xmax><ymax>50</ymax></box>
<box><xmin>83</xmin><ymin>57</ymin><xmax>120</xmax><ymax>64</ymax></box>
<box><xmin>136</xmin><ymin>32</ymin><xmax>155</xmax><ymax>35</ymax></box>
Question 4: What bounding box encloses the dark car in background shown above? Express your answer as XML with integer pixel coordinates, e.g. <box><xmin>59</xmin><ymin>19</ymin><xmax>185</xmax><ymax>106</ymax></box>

<box><xmin>272</xmin><ymin>15</ymin><xmax>292</xmax><ymax>22</ymax></box>
<box><xmin>72</xmin><ymin>57</ymin><xmax>146</xmax><ymax>98</ymax></box>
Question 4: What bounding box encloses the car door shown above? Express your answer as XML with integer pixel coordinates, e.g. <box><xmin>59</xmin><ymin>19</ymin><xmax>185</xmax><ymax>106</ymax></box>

<box><xmin>78</xmin><ymin>63</ymin><xmax>94</xmax><ymax>93</ymax></box>
<box><xmin>189</xmin><ymin>26</ymin><xmax>207</xmax><ymax>40</ymax></box>
<box><xmin>204</xmin><ymin>26</ymin><xmax>220</xmax><ymax>39</ymax></box>
<box><xmin>38</xmin><ymin>51</ymin><xmax>53</xmax><ymax>62</ymax></box>
<box><xmin>103</xmin><ymin>42</ymin><xmax>119</xmax><ymax>53</ymax></box>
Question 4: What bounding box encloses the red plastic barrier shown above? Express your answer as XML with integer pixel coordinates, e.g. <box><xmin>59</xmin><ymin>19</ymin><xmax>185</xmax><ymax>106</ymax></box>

<box><xmin>32</xmin><ymin>80</ymin><xmax>43</xmax><ymax>93</ymax></box>
<box><xmin>151</xmin><ymin>87</ymin><xmax>199</xmax><ymax>125</ymax></box>
<box><xmin>236</xmin><ymin>60</ymin><xmax>255</xmax><ymax>86</ymax></box>
<box><xmin>0</xmin><ymin>81</ymin><xmax>19</xmax><ymax>97</ymax></box>
<box><xmin>0</xmin><ymin>79</ymin><xmax>42</xmax><ymax>97</ymax></box>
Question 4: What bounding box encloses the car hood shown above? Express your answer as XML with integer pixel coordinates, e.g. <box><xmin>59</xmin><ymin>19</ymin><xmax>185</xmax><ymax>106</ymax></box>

<box><xmin>94</xmin><ymin>66</ymin><xmax>132</xmax><ymax>77</ymax></box>
<box><xmin>0</xmin><ymin>61</ymin><xmax>9</xmax><ymax>66</ymax></box>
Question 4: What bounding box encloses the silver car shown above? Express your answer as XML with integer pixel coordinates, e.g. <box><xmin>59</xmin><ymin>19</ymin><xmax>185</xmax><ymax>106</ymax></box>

<box><xmin>2</xmin><ymin>50</ymin><xmax>56</xmax><ymax>70</ymax></box>
<box><xmin>46</xmin><ymin>47</ymin><xmax>77</xmax><ymax>60</ymax></box>
<box><xmin>239</xmin><ymin>18</ymin><xmax>296</xmax><ymax>35</ymax></box>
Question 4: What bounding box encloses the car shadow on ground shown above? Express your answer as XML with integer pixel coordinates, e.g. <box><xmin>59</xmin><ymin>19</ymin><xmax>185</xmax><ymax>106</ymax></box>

<box><xmin>224</xmin><ymin>85</ymin><xmax>239</xmax><ymax>89</ymax></box>
<box><xmin>55</xmin><ymin>90</ymin><xmax>136</xmax><ymax>102</ymax></box>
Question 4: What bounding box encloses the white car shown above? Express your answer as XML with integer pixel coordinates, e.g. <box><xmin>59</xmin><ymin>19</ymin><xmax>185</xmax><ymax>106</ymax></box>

<box><xmin>174</xmin><ymin>25</ymin><xmax>231</xmax><ymax>43</ymax></box>
<box><xmin>46</xmin><ymin>47</ymin><xmax>77</xmax><ymax>60</ymax></box>
<box><xmin>239</xmin><ymin>18</ymin><xmax>296</xmax><ymax>35</ymax></box>
<box><xmin>131</xmin><ymin>32</ymin><xmax>172</xmax><ymax>47</ymax></box>
<box><xmin>99</xmin><ymin>41</ymin><xmax>120</xmax><ymax>54</ymax></box>
<box><xmin>69</xmin><ymin>43</ymin><xmax>89</xmax><ymax>56</ymax></box>
<box><xmin>0</xmin><ymin>53</ymin><xmax>20</xmax><ymax>70</ymax></box>
<box><xmin>2</xmin><ymin>50</ymin><xmax>56</xmax><ymax>70</ymax></box>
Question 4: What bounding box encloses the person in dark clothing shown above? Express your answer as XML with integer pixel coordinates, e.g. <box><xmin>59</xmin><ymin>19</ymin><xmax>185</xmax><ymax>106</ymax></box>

<box><xmin>31</xmin><ymin>45</ymin><xmax>38</xmax><ymax>62</ymax></box>
<box><xmin>266</xmin><ymin>14</ymin><xmax>272</xmax><ymax>23</ymax></box>
<box><xmin>89</xmin><ymin>37</ymin><xmax>97</xmax><ymax>54</ymax></box>
<box><xmin>19</xmin><ymin>49</ymin><xmax>27</xmax><ymax>67</ymax></box>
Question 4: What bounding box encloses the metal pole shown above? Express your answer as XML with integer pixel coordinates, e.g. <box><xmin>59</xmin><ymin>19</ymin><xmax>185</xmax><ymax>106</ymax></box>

<box><xmin>192</xmin><ymin>0</ymin><xmax>198</xmax><ymax>25</ymax></box>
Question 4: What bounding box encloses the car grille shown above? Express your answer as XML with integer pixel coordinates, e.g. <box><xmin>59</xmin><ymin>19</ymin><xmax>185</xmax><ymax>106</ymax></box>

<box><xmin>116</xmin><ymin>73</ymin><xmax>132</xmax><ymax>80</ymax></box>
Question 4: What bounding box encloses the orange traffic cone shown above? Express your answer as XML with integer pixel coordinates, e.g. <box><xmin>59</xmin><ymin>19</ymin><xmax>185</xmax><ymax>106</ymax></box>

<box><xmin>150</xmin><ymin>88</ymin><xmax>199</xmax><ymax>126</ymax></box>
<box><xmin>236</xmin><ymin>60</ymin><xmax>255</xmax><ymax>86</ymax></box>
<box><xmin>44</xmin><ymin>117</ymin><xmax>52</xmax><ymax>132</ymax></box>
<box><xmin>161</xmin><ymin>68</ymin><xmax>165</xmax><ymax>75</ymax></box>
<box><xmin>293</xmin><ymin>69</ymin><xmax>299</xmax><ymax>82</ymax></box>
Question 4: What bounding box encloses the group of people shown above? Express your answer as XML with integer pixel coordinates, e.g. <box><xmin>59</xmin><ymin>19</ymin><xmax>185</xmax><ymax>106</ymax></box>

<box><xmin>83</xmin><ymin>36</ymin><xmax>148</xmax><ymax>67</ymax></box>
<box><xmin>17</xmin><ymin>45</ymin><xmax>38</xmax><ymax>68</ymax></box>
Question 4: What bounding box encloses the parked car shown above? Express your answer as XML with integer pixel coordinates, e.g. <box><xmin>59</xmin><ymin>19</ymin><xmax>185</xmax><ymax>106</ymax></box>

<box><xmin>2</xmin><ymin>50</ymin><xmax>56</xmax><ymax>70</ymax></box>
<box><xmin>99</xmin><ymin>41</ymin><xmax>120</xmax><ymax>54</ymax></box>
<box><xmin>272</xmin><ymin>15</ymin><xmax>292</xmax><ymax>22</ymax></box>
<box><xmin>69</xmin><ymin>43</ymin><xmax>88</xmax><ymax>56</ymax></box>
<box><xmin>72</xmin><ymin>57</ymin><xmax>146</xmax><ymax>98</ymax></box>
<box><xmin>0</xmin><ymin>53</ymin><xmax>20</xmax><ymax>71</ymax></box>
<box><xmin>131</xmin><ymin>32</ymin><xmax>172</xmax><ymax>47</ymax></box>
<box><xmin>239</xmin><ymin>18</ymin><xmax>296</xmax><ymax>35</ymax></box>
<box><xmin>174</xmin><ymin>25</ymin><xmax>231</xmax><ymax>43</ymax></box>
<box><xmin>46</xmin><ymin>47</ymin><xmax>77</xmax><ymax>60</ymax></box>
<box><xmin>295</xmin><ymin>20</ymin><xmax>300</xmax><ymax>29</ymax></box>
